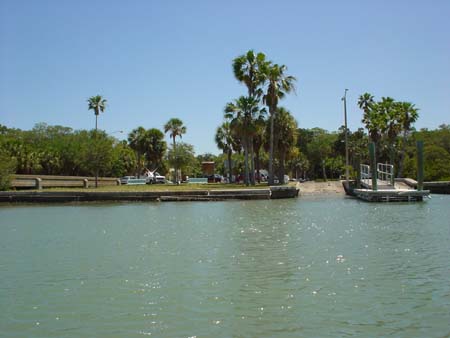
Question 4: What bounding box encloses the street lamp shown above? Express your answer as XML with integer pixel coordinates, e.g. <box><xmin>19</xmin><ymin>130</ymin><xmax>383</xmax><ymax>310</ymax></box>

<box><xmin>342</xmin><ymin>89</ymin><xmax>349</xmax><ymax>184</ymax></box>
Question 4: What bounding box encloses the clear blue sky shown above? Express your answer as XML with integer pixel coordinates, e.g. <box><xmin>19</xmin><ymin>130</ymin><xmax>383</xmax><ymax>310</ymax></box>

<box><xmin>1</xmin><ymin>0</ymin><xmax>449</xmax><ymax>154</ymax></box>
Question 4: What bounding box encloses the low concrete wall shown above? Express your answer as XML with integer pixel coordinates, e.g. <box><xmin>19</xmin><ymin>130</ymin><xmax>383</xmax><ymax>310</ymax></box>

<box><xmin>11</xmin><ymin>175</ymin><xmax>120</xmax><ymax>189</ymax></box>
<box><xmin>270</xmin><ymin>186</ymin><xmax>300</xmax><ymax>199</ymax></box>
<box><xmin>397</xmin><ymin>178</ymin><xmax>450</xmax><ymax>194</ymax></box>
<box><xmin>0</xmin><ymin>186</ymin><xmax>301</xmax><ymax>203</ymax></box>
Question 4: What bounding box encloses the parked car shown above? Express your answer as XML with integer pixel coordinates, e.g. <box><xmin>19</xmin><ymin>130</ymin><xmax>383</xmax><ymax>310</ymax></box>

<box><xmin>207</xmin><ymin>174</ymin><xmax>223</xmax><ymax>183</ymax></box>
<box><xmin>147</xmin><ymin>172</ymin><xmax>166</xmax><ymax>184</ymax></box>
<box><xmin>120</xmin><ymin>176</ymin><xmax>136</xmax><ymax>184</ymax></box>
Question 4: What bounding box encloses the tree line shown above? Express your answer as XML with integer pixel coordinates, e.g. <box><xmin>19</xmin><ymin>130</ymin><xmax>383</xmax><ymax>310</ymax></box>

<box><xmin>1</xmin><ymin>51</ymin><xmax>449</xmax><ymax>190</ymax></box>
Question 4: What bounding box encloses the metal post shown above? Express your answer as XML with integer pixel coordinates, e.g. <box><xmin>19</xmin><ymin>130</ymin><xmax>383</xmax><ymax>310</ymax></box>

<box><xmin>369</xmin><ymin>142</ymin><xmax>377</xmax><ymax>191</ymax></box>
<box><xmin>417</xmin><ymin>140</ymin><xmax>424</xmax><ymax>191</ymax></box>
<box><xmin>342</xmin><ymin>89</ymin><xmax>349</xmax><ymax>183</ymax></box>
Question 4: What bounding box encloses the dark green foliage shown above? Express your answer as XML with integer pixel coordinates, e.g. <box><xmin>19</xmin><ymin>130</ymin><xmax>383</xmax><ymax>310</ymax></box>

<box><xmin>0</xmin><ymin>149</ymin><xmax>16</xmax><ymax>190</ymax></box>
<box><xmin>168</xmin><ymin>142</ymin><xmax>197</xmax><ymax>177</ymax></box>
<box><xmin>0</xmin><ymin>123</ymin><xmax>138</xmax><ymax>180</ymax></box>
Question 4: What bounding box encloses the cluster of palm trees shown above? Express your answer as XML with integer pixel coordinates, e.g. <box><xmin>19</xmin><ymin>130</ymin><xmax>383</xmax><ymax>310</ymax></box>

<box><xmin>358</xmin><ymin>93</ymin><xmax>419</xmax><ymax>177</ymax></box>
<box><xmin>216</xmin><ymin>50</ymin><xmax>297</xmax><ymax>185</ymax></box>
<box><xmin>87</xmin><ymin>95</ymin><xmax>189</xmax><ymax>182</ymax></box>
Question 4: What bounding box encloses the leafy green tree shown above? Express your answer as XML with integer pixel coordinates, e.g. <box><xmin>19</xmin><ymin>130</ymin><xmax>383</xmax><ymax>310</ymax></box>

<box><xmin>80</xmin><ymin>130</ymin><xmax>114</xmax><ymax>179</ymax></box>
<box><xmin>307</xmin><ymin>129</ymin><xmax>334</xmax><ymax>180</ymax></box>
<box><xmin>0</xmin><ymin>148</ymin><xmax>16</xmax><ymax>190</ymax></box>
<box><xmin>110</xmin><ymin>142</ymin><xmax>137</xmax><ymax>177</ymax></box>
<box><xmin>168</xmin><ymin>142</ymin><xmax>197</xmax><ymax>179</ymax></box>
<box><xmin>263</xmin><ymin>64</ymin><xmax>296</xmax><ymax>184</ymax></box>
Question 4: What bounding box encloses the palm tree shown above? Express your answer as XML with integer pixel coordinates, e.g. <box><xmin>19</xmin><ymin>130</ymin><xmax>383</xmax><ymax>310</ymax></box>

<box><xmin>263</xmin><ymin>64</ymin><xmax>296</xmax><ymax>185</ymax></box>
<box><xmin>225</xmin><ymin>96</ymin><xmax>261</xmax><ymax>186</ymax></box>
<box><xmin>164</xmin><ymin>118</ymin><xmax>186</xmax><ymax>182</ymax></box>
<box><xmin>128</xmin><ymin>126</ymin><xmax>147</xmax><ymax>177</ymax></box>
<box><xmin>143</xmin><ymin>128</ymin><xmax>167</xmax><ymax>171</ymax></box>
<box><xmin>271</xmin><ymin>107</ymin><xmax>298</xmax><ymax>184</ymax></box>
<box><xmin>233</xmin><ymin>50</ymin><xmax>269</xmax><ymax>99</ymax></box>
<box><xmin>357</xmin><ymin>93</ymin><xmax>374</xmax><ymax>114</ymax></box>
<box><xmin>359</xmin><ymin>93</ymin><xmax>385</xmax><ymax>161</ymax></box>
<box><xmin>87</xmin><ymin>95</ymin><xmax>107</xmax><ymax>187</ymax></box>
<box><xmin>397</xmin><ymin>102</ymin><xmax>419</xmax><ymax>177</ymax></box>
<box><xmin>252</xmin><ymin>116</ymin><xmax>266</xmax><ymax>183</ymax></box>
<box><xmin>233</xmin><ymin>50</ymin><xmax>270</xmax><ymax>184</ymax></box>
<box><xmin>215</xmin><ymin>121</ymin><xmax>234</xmax><ymax>183</ymax></box>
<box><xmin>87</xmin><ymin>95</ymin><xmax>107</xmax><ymax>131</ymax></box>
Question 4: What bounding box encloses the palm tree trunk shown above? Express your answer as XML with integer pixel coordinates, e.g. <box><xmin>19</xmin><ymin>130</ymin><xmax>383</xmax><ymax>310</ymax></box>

<box><xmin>172</xmin><ymin>136</ymin><xmax>177</xmax><ymax>183</ymax></box>
<box><xmin>255</xmin><ymin>147</ymin><xmax>261</xmax><ymax>183</ymax></box>
<box><xmin>398</xmin><ymin>132</ymin><xmax>408</xmax><ymax>178</ymax></box>
<box><xmin>279</xmin><ymin>152</ymin><xmax>286</xmax><ymax>184</ymax></box>
<box><xmin>95</xmin><ymin>114</ymin><xmax>98</xmax><ymax>188</ymax></box>
<box><xmin>250</xmin><ymin>136</ymin><xmax>255</xmax><ymax>186</ymax></box>
<box><xmin>227</xmin><ymin>149</ymin><xmax>232</xmax><ymax>184</ymax></box>
<box><xmin>244</xmin><ymin>137</ymin><xmax>249</xmax><ymax>186</ymax></box>
<box><xmin>269</xmin><ymin>111</ymin><xmax>275</xmax><ymax>185</ymax></box>
<box><xmin>322</xmin><ymin>160</ymin><xmax>327</xmax><ymax>181</ymax></box>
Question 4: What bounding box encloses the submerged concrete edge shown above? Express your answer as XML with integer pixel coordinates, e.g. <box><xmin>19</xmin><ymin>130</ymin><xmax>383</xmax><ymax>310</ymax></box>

<box><xmin>0</xmin><ymin>186</ymin><xmax>299</xmax><ymax>203</ymax></box>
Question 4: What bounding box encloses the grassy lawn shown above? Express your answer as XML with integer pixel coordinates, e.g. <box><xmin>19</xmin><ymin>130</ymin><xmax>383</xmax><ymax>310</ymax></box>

<box><xmin>34</xmin><ymin>183</ymin><xmax>286</xmax><ymax>192</ymax></box>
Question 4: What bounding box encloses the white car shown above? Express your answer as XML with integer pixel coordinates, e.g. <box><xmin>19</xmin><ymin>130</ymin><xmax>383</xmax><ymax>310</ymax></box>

<box><xmin>120</xmin><ymin>176</ymin><xmax>136</xmax><ymax>184</ymax></box>
<box><xmin>145</xmin><ymin>171</ymin><xmax>166</xmax><ymax>184</ymax></box>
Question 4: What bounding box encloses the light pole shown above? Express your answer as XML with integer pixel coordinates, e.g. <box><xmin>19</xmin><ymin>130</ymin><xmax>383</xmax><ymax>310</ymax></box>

<box><xmin>342</xmin><ymin>89</ymin><xmax>349</xmax><ymax>183</ymax></box>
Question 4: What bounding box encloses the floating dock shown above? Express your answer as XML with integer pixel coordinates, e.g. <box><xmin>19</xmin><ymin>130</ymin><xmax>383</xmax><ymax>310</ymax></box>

<box><xmin>343</xmin><ymin>141</ymin><xmax>430</xmax><ymax>202</ymax></box>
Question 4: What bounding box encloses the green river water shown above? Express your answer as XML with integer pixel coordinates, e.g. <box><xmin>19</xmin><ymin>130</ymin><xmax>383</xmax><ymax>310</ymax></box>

<box><xmin>0</xmin><ymin>195</ymin><xmax>449</xmax><ymax>337</ymax></box>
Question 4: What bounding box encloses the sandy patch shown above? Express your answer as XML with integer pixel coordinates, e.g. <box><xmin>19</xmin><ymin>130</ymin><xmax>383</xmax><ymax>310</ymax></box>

<box><xmin>298</xmin><ymin>180</ymin><xmax>345</xmax><ymax>195</ymax></box>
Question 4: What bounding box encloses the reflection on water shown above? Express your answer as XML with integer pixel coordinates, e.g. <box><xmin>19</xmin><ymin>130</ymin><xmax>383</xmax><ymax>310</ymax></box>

<box><xmin>1</xmin><ymin>196</ymin><xmax>450</xmax><ymax>337</ymax></box>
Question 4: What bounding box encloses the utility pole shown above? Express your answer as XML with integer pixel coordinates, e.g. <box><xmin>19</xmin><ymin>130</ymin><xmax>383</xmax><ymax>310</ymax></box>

<box><xmin>342</xmin><ymin>89</ymin><xmax>349</xmax><ymax>183</ymax></box>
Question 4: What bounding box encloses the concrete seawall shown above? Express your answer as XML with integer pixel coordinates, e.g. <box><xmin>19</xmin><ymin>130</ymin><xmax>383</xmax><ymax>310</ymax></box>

<box><xmin>398</xmin><ymin>178</ymin><xmax>450</xmax><ymax>194</ymax></box>
<box><xmin>0</xmin><ymin>186</ymin><xmax>299</xmax><ymax>203</ymax></box>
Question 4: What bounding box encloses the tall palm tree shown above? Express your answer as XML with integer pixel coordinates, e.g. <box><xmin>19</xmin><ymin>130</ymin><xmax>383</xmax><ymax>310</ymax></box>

<box><xmin>263</xmin><ymin>64</ymin><xmax>296</xmax><ymax>185</ymax></box>
<box><xmin>397</xmin><ymin>102</ymin><xmax>419</xmax><ymax>177</ymax></box>
<box><xmin>164</xmin><ymin>118</ymin><xmax>186</xmax><ymax>182</ymax></box>
<box><xmin>233</xmin><ymin>50</ymin><xmax>269</xmax><ymax>99</ymax></box>
<box><xmin>380</xmin><ymin>97</ymin><xmax>400</xmax><ymax>164</ymax></box>
<box><xmin>87</xmin><ymin>95</ymin><xmax>107</xmax><ymax>187</ymax></box>
<box><xmin>225</xmin><ymin>96</ymin><xmax>261</xmax><ymax>186</ymax></box>
<box><xmin>87</xmin><ymin>95</ymin><xmax>107</xmax><ymax>131</ymax></box>
<box><xmin>233</xmin><ymin>50</ymin><xmax>270</xmax><ymax>185</ymax></box>
<box><xmin>359</xmin><ymin>93</ymin><xmax>385</xmax><ymax>160</ymax></box>
<box><xmin>215</xmin><ymin>121</ymin><xmax>234</xmax><ymax>183</ymax></box>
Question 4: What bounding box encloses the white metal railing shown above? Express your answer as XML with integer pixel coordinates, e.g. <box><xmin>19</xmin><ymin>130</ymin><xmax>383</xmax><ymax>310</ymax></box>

<box><xmin>360</xmin><ymin>164</ymin><xmax>371</xmax><ymax>186</ymax></box>
<box><xmin>377</xmin><ymin>163</ymin><xmax>394</xmax><ymax>185</ymax></box>
<box><xmin>360</xmin><ymin>163</ymin><xmax>395</xmax><ymax>187</ymax></box>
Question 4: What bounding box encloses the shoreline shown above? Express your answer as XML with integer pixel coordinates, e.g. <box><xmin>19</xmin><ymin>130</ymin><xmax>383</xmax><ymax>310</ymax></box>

<box><xmin>0</xmin><ymin>182</ymin><xmax>349</xmax><ymax>204</ymax></box>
